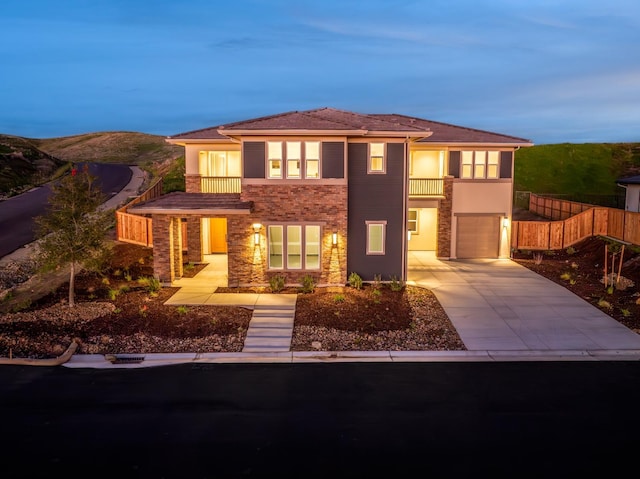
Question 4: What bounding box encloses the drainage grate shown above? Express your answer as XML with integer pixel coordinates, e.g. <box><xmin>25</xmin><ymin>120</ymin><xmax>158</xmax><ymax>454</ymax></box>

<box><xmin>106</xmin><ymin>354</ymin><xmax>145</xmax><ymax>364</ymax></box>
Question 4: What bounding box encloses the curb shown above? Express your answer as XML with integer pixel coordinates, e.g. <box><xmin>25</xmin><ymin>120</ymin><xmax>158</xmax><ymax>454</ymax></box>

<box><xmin>0</xmin><ymin>341</ymin><xmax>78</xmax><ymax>366</ymax></box>
<box><xmin>58</xmin><ymin>348</ymin><xmax>640</xmax><ymax>369</ymax></box>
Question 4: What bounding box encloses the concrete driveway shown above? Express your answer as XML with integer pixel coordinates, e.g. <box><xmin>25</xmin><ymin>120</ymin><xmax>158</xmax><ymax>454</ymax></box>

<box><xmin>408</xmin><ymin>253</ymin><xmax>640</xmax><ymax>354</ymax></box>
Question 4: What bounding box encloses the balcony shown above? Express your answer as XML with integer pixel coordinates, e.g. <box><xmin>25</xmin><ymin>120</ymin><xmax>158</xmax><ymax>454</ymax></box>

<box><xmin>201</xmin><ymin>177</ymin><xmax>241</xmax><ymax>194</ymax></box>
<box><xmin>409</xmin><ymin>178</ymin><xmax>444</xmax><ymax>196</ymax></box>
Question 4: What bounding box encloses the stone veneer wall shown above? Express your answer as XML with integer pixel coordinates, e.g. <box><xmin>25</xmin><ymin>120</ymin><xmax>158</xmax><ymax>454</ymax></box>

<box><xmin>152</xmin><ymin>215</ymin><xmax>179</xmax><ymax>283</ymax></box>
<box><xmin>228</xmin><ymin>184</ymin><xmax>348</xmax><ymax>287</ymax></box>
<box><xmin>186</xmin><ymin>217</ymin><xmax>203</xmax><ymax>263</ymax></box>
<box><xmin>437</xmin><ymin>176</ymin><xmax>453</xmax><ymax>259</ymax></box>
<box><xmin>185</xmin><ymin>175</ymin><xmax>201</xmax><ymax>193</ymax></box>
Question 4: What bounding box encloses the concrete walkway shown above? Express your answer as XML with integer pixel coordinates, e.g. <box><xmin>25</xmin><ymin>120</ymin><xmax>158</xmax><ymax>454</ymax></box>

<box><xmin>407</xmin><ymin>251</ymin><xmax>640</xmax><ymax>355</ymax></box>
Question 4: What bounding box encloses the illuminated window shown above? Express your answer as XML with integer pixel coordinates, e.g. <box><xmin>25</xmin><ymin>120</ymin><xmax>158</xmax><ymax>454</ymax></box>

<box><xmin>267</xmin><ymin>224</ymin><xmax>321</xmax><ymax>270</ymax></box>
<box><xmin>305</xmin><ymin>141</ymin><xmax>320</xmax><ymax>179</ymax></box>
<box><xmin>366</xmin><ymin>221</ymin><xmax>386</xmax><ymax>255</ymax></box>
<box><xmin>368</xmin><ymin>143</ymin><xmax>385</xmax><ymax>173</ymax></box>
<box><xmin>198</xmin><ymin>151</ymin><xmax>241</xmax><ymax>177</ymax></box>
<box><xmin>461</xmin><ymin>151</ymin><xmax>501</xmax><ymax>179</ymax></box>
<box><xmin>286</xmin><ymin>142</ymin><xmax>301</xmax><ymax>179</ymax></box>
<box><xmin>268</xmin><ymin>142</ymin><xmax>283</xmax><ymax>178</ymax></box>
<box><xmin>408</xmin><ymin>210</ymin><xmax>418</xmax><ymax>233</ymax></box>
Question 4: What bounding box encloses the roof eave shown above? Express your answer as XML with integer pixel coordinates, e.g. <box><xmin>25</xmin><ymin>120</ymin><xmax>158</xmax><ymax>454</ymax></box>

<box><xmin>217</xmin><ymin>128</ymin><xmax>369</xmax><ymax>136</ymax></box>
<box><xmin>129</xmin><ymin>207</ymin><xmax>252</xmax><ymax>215</ymax></box>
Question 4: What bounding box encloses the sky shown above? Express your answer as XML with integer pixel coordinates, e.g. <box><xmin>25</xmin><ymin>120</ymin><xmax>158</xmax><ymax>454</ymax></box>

<box><xmin>1</xmin><ymin>0</ymin><xmax>639</xmax><ymax>144</ymax></box>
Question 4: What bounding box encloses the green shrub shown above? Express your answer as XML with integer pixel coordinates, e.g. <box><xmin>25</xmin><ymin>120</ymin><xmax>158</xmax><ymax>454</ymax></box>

<box><xmin>107</xmin><ymin>288</ymin><xmax>120</xmax><ymax>300</ymax></box>
<box><xmin>372</xmin><ymin>274</ymin><xmax>382</xmax><ymax>291</ymax></box>
<box><xmin>333</xmin><ymin>294</ymin><xmax>345</xmax><ymax>303</ymax></box>
<box><xmin>176</xmin><ymin>305</ymin><xmax>189</xmax><ymax>315</ymax></box>
<box><xmin>565</xmin><ymin>246</ymin><xmax>577</xmax><ymax>255</ymax></box>
<box><xmin>371</xmin><ymin>288</ymin><xmax>382</xmax><ymax>304</ymax></box>
<box><xmin>300</xmin><ymin>274</ymin><xmax>316</xmax><ymax>293</ymax></box>
<box><xmin>348</xmin><ymin>272</ymin><xmax>363</xmax><ymax>290</ymax></box>
<box><xmin>389</xmin><ymin>275</ymin><xmax>405</xmax><ymax>292</ymax></box>
<box><xmin>137</xmin><ymin>276</ymin><xmax>161</xmax><ymax>293</ymax></box>
<box><xmin>269</xmin><ymin>274</ymin><xmax>286</xmax><ymax>293</ymax></box>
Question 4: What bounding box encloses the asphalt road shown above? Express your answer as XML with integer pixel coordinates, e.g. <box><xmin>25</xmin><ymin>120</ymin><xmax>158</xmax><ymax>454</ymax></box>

<box><xmin>0</xmin><ymin>163</ymin><xmax>132</xmax><ymax>258</ymax></box>
<box><xmin>1</xmin><ymin>361</ymin><xmax>639</xmax><ymax>478</ymax></box>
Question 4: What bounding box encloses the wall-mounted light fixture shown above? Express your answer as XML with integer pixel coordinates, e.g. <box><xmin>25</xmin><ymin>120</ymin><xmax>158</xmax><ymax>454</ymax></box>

<box><xmin>332</xmin><ymin>232</ymin><xmax>338</xmax><ymax>246</ymax></box>
<box><xmin>502</xmin><ymin>217</ymin><xmax>509</xmax><ymax>228</ymax></box>
<box><xmin>407</xmin><ymin>230</ymin><xmax>412</xmax><ymax>241</ymax></box>
<box><xmin>253</xmin><ymin>223</ymin><xmax>262</xmax><ymax>245</ymax></box>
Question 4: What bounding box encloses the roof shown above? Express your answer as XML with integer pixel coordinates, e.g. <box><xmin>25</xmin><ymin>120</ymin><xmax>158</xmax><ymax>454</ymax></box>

<box><xmin>617</xmin><ymin>175</ymin><xmax>640</xmax><ymax>185</ymax></box>
<box><xmin>167</xmin><ymin>107</ymin><xmax>532</xmax><ymax>145</ymax></box>
<box><xmin>128</xmin><ymin>192</ymin><xmax>253</xmax><ymax>215</ymax></box>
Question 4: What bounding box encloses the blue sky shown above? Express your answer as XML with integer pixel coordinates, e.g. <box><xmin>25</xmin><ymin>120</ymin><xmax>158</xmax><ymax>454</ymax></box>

<box><xmin>1</xmin><ymin>0</ymin><xmax>639</xmax><ymax>144</ymax></box>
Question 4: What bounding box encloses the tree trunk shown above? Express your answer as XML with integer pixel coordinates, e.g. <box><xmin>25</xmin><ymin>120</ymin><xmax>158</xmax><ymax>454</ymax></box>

<box><xmin>69</xmin><ymin>262</ymin><xmax>75</xmax><ymax>308</ymax></box>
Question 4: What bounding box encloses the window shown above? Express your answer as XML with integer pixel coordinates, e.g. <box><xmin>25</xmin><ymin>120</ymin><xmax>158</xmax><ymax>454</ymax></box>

<box><xmin>368</xmin><ymin>143</ymin><xmax>385</xmax><ymax>173</ymax></box>
<box><xmin>267</xmin><ymin>141</ymin><xmax>322</xmax><ymax>179</ymax></box>
<box><xmin>366</xmin><ymin>221</ymin><xmax>386</xmax><ymax>255</ymax></box>
<box><xmin>198</xmin><ymin>151</ymin><xmax>241</xmax><ymax>177</ymax></box>
<box><xmin>286</xmin><ymin>142</ymin><xmax>301</xmax><ymax>179</ymax></box>
<box><xmin>305</xmin><ymin>141</ymin><xmax>320</xmax><ymax>179</ymax></box>
<box><xmin>268</xmin><ymin>224</ymin><xmax>321</xmax><ymax>270</ymax></box>
<box><xmin>408</xmin><ymin>210</ymin><xmax>418</xmax><ymax>233</ymax></box>
<box><xmin>268</xmin><ymin>142</ymin><xmax>283</xmax><ymax>178</ymax></box>
<box><xmin>461</xmin><ymin>151</ymin><xmax>501</xmax><ymax>179</ymax></box>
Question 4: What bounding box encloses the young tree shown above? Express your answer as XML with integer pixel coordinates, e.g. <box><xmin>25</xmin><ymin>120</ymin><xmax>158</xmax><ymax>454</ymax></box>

<box><xmin>35</xmin><ymin>165</ymin><xmax>111</xmax><ymax>307</ymax></box>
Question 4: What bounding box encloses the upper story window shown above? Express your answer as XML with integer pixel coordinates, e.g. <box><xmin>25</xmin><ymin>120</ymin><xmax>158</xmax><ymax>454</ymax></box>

<box><xmin>268</xmin><ymin>142</ymin><xmax>283</xmax><ymax>178</ymax></box>
<box><xmin>461</xmin><ymin>151</ymin><xmax>500</xmax><ymax>179</ymax></box>
<box><xmin>269</xmin><ymin>141</ymin><xmax>321</xmax><ymax>179</ymax></box>
<box><xmin>368</xmin><ymin>143</ymin><xmax>386</xmax><ymax>174</ymax></box>
<box><xmin>199</xmin><ymin>151</ymin><xmax>241</xmax><ymax>177</ymax></box>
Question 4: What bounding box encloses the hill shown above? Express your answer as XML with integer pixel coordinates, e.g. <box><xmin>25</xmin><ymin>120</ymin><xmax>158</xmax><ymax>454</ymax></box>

<box><xmin>0</xmin><ymin>131</ymin><xmax>184</xmax><ymax>197</ymax></box>
<box><xmin>0</xmin><ymin>134</ymin><xmax>68</xmax><ymax>196</ymax></box>
<box><xmin>514</xmin><ymin>143</ymin><xmax>640</xmax><ymax>197</ymax></box>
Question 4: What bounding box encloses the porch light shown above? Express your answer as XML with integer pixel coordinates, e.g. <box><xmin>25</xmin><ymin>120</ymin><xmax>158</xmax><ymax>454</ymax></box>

<box><xmin>502</xmin><ymin>217</ymin><xmax>509</xmax><ymax>228</ymax></box>
<box><xmin>408</xmin><ymin>230</ymin><xmax>412</xmax><ymax>241</ymax></box>
<box><xmin>332</xmin><ymin>232</ymin><xmax>338</xmax><ymax>246</ymax></box>
<box><xmin>253</xmin><ymin>223</ymin><xmax>262</xmax><ymax>245</ymax></box>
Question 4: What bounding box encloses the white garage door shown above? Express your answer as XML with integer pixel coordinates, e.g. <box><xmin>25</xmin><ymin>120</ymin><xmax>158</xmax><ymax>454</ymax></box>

<box><xmin>456</xmin><ymin>215</ymin><xmax>500</xmax><ymax>258</ymax></box>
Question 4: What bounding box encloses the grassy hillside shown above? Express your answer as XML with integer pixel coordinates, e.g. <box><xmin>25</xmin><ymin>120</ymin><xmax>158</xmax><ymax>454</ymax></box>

<box><xmin>35</xmin><ymin>131</ymin><xmax>183</xmax><ymax>171</ymax></box>
<box><xmin>514</xmin><ymin>143</ymin><xmax>640</xmax><ymax>196</ymax></box>
<box><xmin>0</xmin><ymin>131</ymin><xmax>184</xmax><ymax>197</ymax></box>
<box><xmin>0</xmin><ymin>134</ymin><xmax>68</xmax><ymax>195</ymax></box>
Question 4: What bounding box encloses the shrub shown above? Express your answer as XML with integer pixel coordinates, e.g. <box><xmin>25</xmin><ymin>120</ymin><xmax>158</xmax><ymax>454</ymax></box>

<box><xmin>333</xmin><ymin>294</ymin><xmax>345</xmax><ymax>303</ymax></box>
<box><xmin>269</xmin><ymin>274</ymin><xmax>285</xmax><ymax>293</ymax></box>
<box><xmin>560</xmin><ymin>272</ymin><xmax>572</xmax><ymax>281</ymax></box>
<box><xmin>372</xmin><ymin>274</ymin><xmax>382</xmax><ymax>291</ymax></box>
<box><xmin>138</xmin><ymin>276</ymin><xmax>161</xmax><ymax>293</ymax></box>
<box><xmin>300</xmin><ymin>274</ymin><xmax>316</xmax><ymax>293</ymax></box>
<box><xmin>176</xmin><ymin>305</ymin><xmax>189</xmax><ymax>315</ymax></box>
<box><xmin>566</xmin><ymin>246</ymin><xmax>577</xmax><ymax>255</ymax></box>
<box><xmin>348</xmin><ymin>272</ymin><xmax>363</xmax><ymax>290</ymax></box>
<box><xmin>371</xmin><ymin>288</ymin><xmax>382</xmax><ymax>304</ymax></box>
<box><xmin>107</xmin><ymin>288</ymin><xmax>120</xmax><ymax>300</ymax></box>
<box><xmin>389</xmin><ymin>275</ymin><xmax>405</xmax><ymax>292</ymax></box>
<box><xmin>533</xmin><ymin>252</ymin><xmax>544</xmax><ymax>265</ymax></box>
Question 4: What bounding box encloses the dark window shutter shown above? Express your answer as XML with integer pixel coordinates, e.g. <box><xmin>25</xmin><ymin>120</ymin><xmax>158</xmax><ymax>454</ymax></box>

<box><xmin>500</xmin><ymin>151</ymin><xmax>513</xmax><ymax>178</ymax></box>
<box><xmin>449</xmin><ymin>151</ymin><xmax>460</xmax><ymax>178</ymax></box>
<box><xmin>243</xmin><ymin>142</ymin><xmax>265</xmax><ymax>178</ymax></box>
<box><xmin>321</xmin><ymin>142</ymin><xmax>345</xmax><ymax>178</ymax></box>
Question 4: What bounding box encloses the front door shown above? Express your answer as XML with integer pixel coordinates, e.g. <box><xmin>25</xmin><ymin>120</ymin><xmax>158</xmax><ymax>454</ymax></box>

<box><xmin>209</xmin><ymin>218</ymin><xmax>227</xmax><ymax>253</ymax></box>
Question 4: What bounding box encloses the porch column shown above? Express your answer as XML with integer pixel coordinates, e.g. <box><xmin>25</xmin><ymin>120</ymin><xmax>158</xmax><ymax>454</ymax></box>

<box><xmin>152</xmin><ymin>214</ymin><xmax>173</xmax><ymax>283</ymax></box>
<box><xmin>171</xmin><ymin>217</ymin><xmax>183</xmax><ymax>279</ymax></box>
<box><xmin>186</xmin><ymin>216</ymin><xmax>203</xmax><ymax>263</ymax></box>
<box><xmin>437</xmin><ymin>176</ymin><xmax>453</xmax><ymax>259</ymax></box>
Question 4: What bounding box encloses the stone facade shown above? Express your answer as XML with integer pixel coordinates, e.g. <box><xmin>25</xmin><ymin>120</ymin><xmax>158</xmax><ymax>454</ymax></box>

<box><xmin>185</xmin><ymin>217</ymin><xmax>203</xmax><ymax>263</ymax></box>
<box><xmin>185</xmin><ymin>175</ymin><xmax>200</xmax><ymax>193</ymax></box>
<box><xmin>225</xmin><ymin>184</ymin><xmax>348</xmax><ymax>287</ymax></box>
<box><xmin>437</xmin><ymin>176</ymin><xmax>453</xmax><ymax>259</ymax></box>
<box><xmin>152</xmin><ymin>215</ymin><xmax>182</xmax><ymax>284</ymax></box>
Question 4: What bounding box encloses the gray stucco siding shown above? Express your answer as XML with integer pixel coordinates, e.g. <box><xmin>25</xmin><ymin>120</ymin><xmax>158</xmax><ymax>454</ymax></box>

<box><xmin>243</xmin><ymin>142</ymin><xmax>266</xmax><ymax>178</ymax></box>
<box><xmin>321</xmin><ymin>141</ymin><xmax>345</xmax><ymax>179</ymax></box>
<box><xmin>347</xmin><ymin>142</ymin><xmax>405</xmax><ymax>281</ymax></box>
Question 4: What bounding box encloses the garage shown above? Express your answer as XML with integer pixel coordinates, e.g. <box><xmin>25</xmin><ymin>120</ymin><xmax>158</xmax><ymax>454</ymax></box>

<box><xmin>456</xmin><ymin>215</ymin><xmax>500</xmax><ymax>258</ymax></box>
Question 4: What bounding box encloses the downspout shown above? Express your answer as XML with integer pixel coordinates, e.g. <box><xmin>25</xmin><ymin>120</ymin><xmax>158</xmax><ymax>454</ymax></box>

<box><xmin>402</xmin><ymin>136</ymin><xmax>409</xmax><ymax>282</ymax></box>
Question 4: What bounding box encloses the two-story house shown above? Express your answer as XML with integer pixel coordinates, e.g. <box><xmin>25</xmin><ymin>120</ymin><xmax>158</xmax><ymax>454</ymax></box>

<box><xmin>129</xmin><ymin>108</ymin><xmax>532</xmax><ymax>287</ymax></box>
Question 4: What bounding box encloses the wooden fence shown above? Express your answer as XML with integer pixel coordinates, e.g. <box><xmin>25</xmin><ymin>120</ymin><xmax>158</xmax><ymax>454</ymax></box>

<box><xmin>512</xmin><ymin>195</ymin><xmax>640</xmax><ymax>250</ymax></box>
<box><xmin>115</xmin><ymin>178</ymin><xmax>163</xmax><ymax>247</ymax></box>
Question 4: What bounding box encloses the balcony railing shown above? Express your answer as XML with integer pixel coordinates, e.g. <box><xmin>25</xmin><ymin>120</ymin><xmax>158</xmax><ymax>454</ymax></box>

<box><xmin>201</xmin><ymin>176</ymin><xmax>241</xmax><ymax>194</ymax></box>
<box><xmin>409</xmin><ymin>178</ymin><xmax>444</xmax><ymax>196</ymax></box>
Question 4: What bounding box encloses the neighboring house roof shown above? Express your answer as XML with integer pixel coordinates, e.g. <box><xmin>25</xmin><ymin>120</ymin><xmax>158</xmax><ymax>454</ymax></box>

<box><xmin>129</xmin><ymin>193</ymin><xmax>253</xmax><ymax>215</ymax></box>
<box><xmin>167</xmin><ymin>107</ymin><xmax>532</xmax><ymax>146</ymax></box>
<box><xmin>617</xmin><ymin>175</ymin><xmax>640</xmax><ymax>185</ymax></box>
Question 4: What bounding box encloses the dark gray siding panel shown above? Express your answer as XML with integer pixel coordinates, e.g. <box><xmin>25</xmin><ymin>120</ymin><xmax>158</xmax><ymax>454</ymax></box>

<box><xmin>449</xmin><ymin>151</ymin><xmax>460</xmax><ymax>178</ymax></box>
<box><xmin>347</xmin><ymin>142</ymin><xmax>404</xmax><ymax>281</ymax></box>
<box><xmin>243</xmin><ymin>142</ymin><xmax>265</xmax><ymax>178</ymax></box>
<box><xmin>500</xmin><ymin>151</ymin><xmax>513</xmax><ymax>178</ymax></box>
<box><xmin>321</xmin><ymin>142</ymin><xmax>344</xmax><ymax>178</ymax></box>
